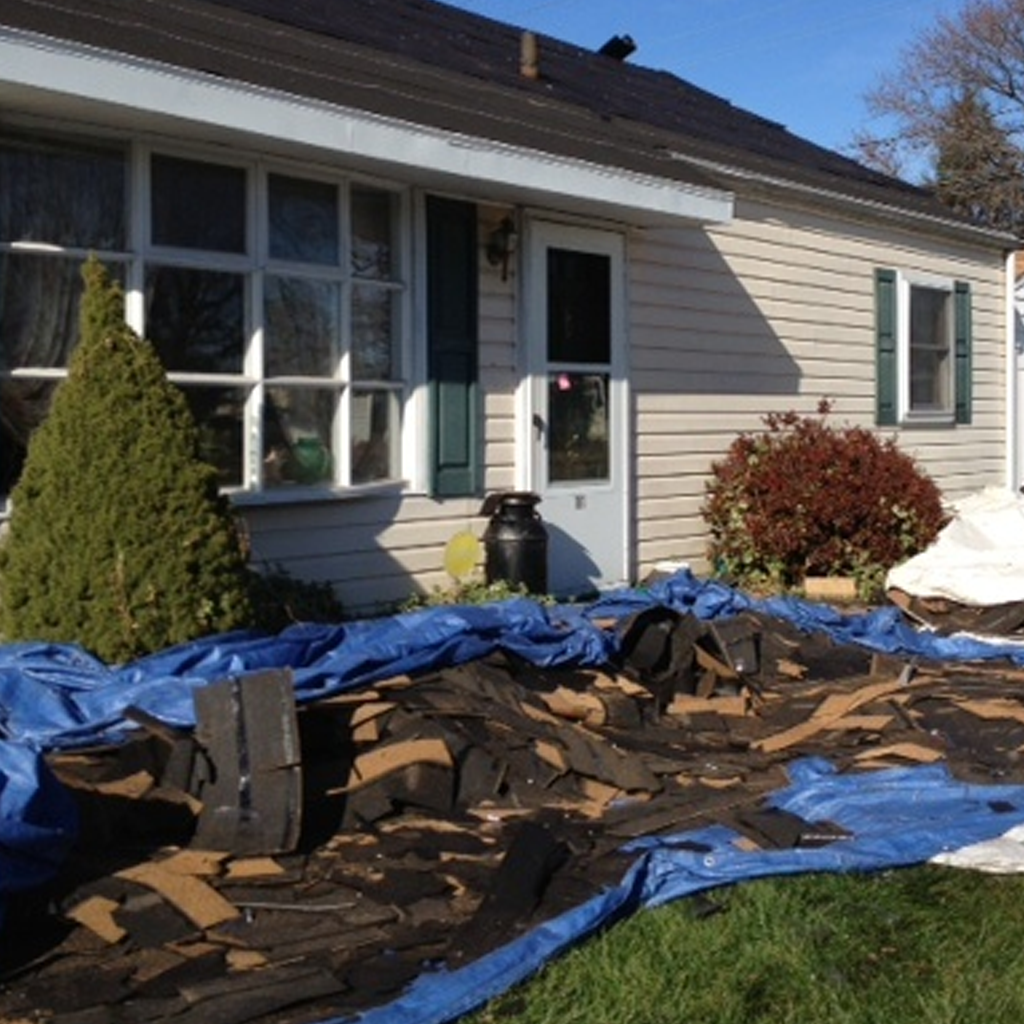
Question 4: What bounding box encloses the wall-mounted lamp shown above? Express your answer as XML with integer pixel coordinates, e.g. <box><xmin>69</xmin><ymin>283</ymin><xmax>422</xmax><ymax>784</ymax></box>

<box><xmin>486</xmin><ymin>216</ymin><xmax>517</xmax><ymax>281</ymax></box>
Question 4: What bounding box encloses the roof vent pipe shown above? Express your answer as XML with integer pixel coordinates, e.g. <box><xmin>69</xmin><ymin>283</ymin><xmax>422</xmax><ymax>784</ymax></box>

<box><xmin>598</xmin><ymin>34</ymin><xmax>636</xmax><ymax>61</ymax></box>
<box><xmin>520</xmin><ymin>30</ymin><xmax>539</xmax><ymax>79</ymax></box>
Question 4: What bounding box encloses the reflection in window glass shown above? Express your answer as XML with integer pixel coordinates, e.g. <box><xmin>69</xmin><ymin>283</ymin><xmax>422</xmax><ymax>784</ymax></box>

<box><xmin>151</xmin><ymin>154</ymin><xmax>246</xmax><ymax>253</ymax></box>
<box><xmin>269</xmin><ymin>174</ymin><xmax>339</xmax><ymax>265</ymax></box>
<box><xmin>548</xmin><ymin>372</ymin><xmax>609</xmax><ymax>483</ymax></box>
<box><xmin>0</xmin><ymin>253</ymin><xmax>95</xmax><ymax>372</ymax></box>
<box><xmin>351</xmin><ymin>187</ymin><xmax>395</xmax><ymax>279</ymax></box>
<box><xmin>0</xmin><ymin>378</ymin><xmax>58</xmax><ymax>495</ymax></box>
<box><xmin>909</xmin><ymin>285</ymin><xmax>952</xmax><ymax>412</ymax></box>
<box><xmin>352</xmin><ymin>285</ymin><xmax>396</xmax><ymax>380</ymax></box>
<box><xmin>547</xmin><ymin>249</ymin><xmax>610</xmax><ymax>364</ymax></box>
<box><xmin>0</xmin><ymin>132</ymin><xmax>125</xmax><ymax>249</ymax></box>
<box><xmin>146</xmin><ymin>266</ymin><xmax>245</xmax><ymax>374</ymax></box>
<box><xmin>178</xmin><ymin>386</ymin><xmax>246</xmax><ymax>488</ymax></box>
<box><xmin>351</xmin><ymin>390</ymin><xmax>397</xmax><ymax>484</ymax></box>
<box><xmin>263</xmin><ymin>387</ymin><xmax>336</xmax><ymax>488</ymax></box>
<box><xmin>265</xmin><ymin>276</ymin><xmax>338</xmax><ymax>377</ymax></box>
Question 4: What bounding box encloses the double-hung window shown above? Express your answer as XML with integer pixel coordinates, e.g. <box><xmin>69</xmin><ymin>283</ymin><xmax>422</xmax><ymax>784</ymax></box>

<box><xmin>875</xmin><ymin>268</ymin><xmax>971</xmax><ymax>426</ymax></box>
<box><xmin>0</xmin><ymin>128</ymin><xmax>408</xmax><ymax>504</ymax></box>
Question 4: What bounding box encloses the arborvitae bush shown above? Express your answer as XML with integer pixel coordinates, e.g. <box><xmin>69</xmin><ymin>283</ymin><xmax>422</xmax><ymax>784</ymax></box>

<box><xmin>702</xmin><ymin>402</ymin><xmax>947</xmax><ymax>598</ymax></box>
<box><xmin>0</xmin><ymin>257</ymin><xmax>253</xmax><ymax>662</ymax></box>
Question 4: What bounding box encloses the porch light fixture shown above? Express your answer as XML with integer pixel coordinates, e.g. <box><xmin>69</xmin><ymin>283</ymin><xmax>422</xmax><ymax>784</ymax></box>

<box><xmin>486</xmin><ymin>216</ymin><xmax>517</xmax><ymax>281</ymax></box>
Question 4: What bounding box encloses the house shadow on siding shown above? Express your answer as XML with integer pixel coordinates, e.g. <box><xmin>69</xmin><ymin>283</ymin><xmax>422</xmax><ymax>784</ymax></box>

<box><xmin>630</xmin><ymin>227</ymin><xmax>805</xmax><ymax>398</ymax></box>
<box><xmin>240</xmin><ymin>491</ymin><xmax>424</xmax><ymax>621</ymax></box>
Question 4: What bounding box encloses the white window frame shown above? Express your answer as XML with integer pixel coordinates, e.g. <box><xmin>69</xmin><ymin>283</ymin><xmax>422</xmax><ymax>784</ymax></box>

<box><xmin>1</xmin><ymin>128</ymin><xmax>417</xmax><ymax>507</ymax></box>
<box><xmin>896</xmin><ymin>270</ymin><xmax>957</xmax><ymax>425</ymax></box>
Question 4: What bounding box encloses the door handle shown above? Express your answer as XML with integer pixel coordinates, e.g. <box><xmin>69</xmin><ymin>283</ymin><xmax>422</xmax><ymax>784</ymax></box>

<box><xmin>532</xmin><ymin>413</ymin><xmax>546</xmax><ymax>440</ymax></box>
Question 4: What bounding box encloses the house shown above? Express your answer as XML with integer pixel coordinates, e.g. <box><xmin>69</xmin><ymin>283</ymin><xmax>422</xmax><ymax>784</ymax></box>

<box><xmin>0</xmin><ymin>0</ymin><xmax>1017</xmax><ymax>613</ymax></box>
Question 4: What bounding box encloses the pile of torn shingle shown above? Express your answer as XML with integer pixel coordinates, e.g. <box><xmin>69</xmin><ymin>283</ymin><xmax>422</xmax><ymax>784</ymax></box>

<box><xmin>5</xmin><ymin>606</ymin><xmax>1024</xmax><ymax>1024</ymax></box>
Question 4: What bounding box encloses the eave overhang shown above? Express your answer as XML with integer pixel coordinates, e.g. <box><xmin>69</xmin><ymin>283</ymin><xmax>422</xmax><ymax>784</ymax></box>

<box><xmin>0</xmin><ymin>28</ymin><xmax>735</xmax><ymax>228</ymax></box>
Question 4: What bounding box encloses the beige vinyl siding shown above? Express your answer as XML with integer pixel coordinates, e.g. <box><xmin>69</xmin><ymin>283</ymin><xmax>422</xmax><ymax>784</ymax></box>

<box><xmin>240</xmin><ymin>206</ymin><xmax>520</xmax><ymax>616</ymax></box>
<box><xmin>630</xmin><ymin>195</ymin><xmax>1008</xmax><ymax>579</ymax></box>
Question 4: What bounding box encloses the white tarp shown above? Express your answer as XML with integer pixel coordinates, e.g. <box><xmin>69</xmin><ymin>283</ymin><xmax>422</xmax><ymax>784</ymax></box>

<box><xmin>886</xmin><ymin>487</ymin><xmax>1024</xmax><ymax>606</ymax></box>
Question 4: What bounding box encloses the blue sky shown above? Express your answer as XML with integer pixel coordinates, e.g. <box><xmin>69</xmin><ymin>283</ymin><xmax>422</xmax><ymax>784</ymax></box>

<box><xmin>444</xmin><ymin>0</ymin><xmax>965</xmax><ymax>166</ymax></box>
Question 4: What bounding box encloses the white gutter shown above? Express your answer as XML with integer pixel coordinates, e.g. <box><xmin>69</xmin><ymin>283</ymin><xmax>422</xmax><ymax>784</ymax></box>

<box><xmin>0</xmin><ymin>27</ymin><xmax>734</xmax><ymax>226</ymax></box>
<box><xmin>671</xmin><ymin>150</ymin><xmax>1013</xmax><ymax>247</ymax></box>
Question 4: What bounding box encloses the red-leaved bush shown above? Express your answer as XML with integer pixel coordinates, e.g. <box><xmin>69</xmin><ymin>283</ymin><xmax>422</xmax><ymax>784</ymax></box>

<box><xmin>702</xmin><ymin>402</ymin><xmax>947</xmax><ymax>595</ymax></box>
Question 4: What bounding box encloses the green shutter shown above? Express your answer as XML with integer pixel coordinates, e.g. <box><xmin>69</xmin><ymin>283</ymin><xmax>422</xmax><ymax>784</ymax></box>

<box><xmin>954</xmin><ymin>280</ymin><xmax>972</xmax><ymax>425</ymax></box>
<box><xmin>875</xmin><ymin>268</ymin><xmax>898</xmax><ymax>426</ymax></box>
<box><xmin>426</xmin><ymin>196</ymin><xmax>479</xmax><ymax>497</ymax></box>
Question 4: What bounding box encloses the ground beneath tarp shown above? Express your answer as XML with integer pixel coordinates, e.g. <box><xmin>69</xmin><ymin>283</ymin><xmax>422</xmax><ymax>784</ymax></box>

<box><xmin>5</xmin><ymin>605</ymin><xmax>1024</xmax><ymax>1024</ymax></box>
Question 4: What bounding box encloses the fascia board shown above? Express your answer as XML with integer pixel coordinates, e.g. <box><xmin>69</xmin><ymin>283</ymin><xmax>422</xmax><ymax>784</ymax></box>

<box><xmin>0</xmin><ymin>28</ymin><xmax>734</xmax><ymax>226</ymax></box>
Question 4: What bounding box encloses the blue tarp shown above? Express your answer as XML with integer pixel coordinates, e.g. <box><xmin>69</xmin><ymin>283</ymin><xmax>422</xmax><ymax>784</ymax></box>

<box><xmin>5</xmin><ymin>570</ymin><xmax>1024</xmax><ymax>1019</ymax></box>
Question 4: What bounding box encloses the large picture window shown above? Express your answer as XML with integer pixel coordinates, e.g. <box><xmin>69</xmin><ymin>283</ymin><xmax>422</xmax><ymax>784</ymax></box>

<box><xmin>0</xmin><ymin>130</ymin><xmax>409</xmax><ymax>500</ymax></box>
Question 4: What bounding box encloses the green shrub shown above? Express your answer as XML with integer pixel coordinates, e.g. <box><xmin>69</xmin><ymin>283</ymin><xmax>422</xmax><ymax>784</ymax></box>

<box><xmin>0</xmin><ymin>258</ymin><xmax>252</xmax><ymax>662</ymax></box>
<box><xmin>400</xmin><ymin>576</ymin><xmax>539</xmax><ymax>611</ymax></box>
<box><xmin>702</xmin><ymin>402</ymin><xmax>947</xmax><ymax>598</ymax></box>
<box><xmin>246</xmin><ymin>563</ymin><xmax>344</xmax><ymax>633</ymax></box>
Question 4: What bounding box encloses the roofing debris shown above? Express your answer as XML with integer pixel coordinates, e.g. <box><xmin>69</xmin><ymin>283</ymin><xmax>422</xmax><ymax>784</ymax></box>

<box><xmin>6</xmin><ymin>596</ymin><xmax>1024</xmax><ymax>1024</ymax></box>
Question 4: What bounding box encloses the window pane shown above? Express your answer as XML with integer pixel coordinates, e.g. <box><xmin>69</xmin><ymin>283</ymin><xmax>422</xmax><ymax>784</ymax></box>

<box><xmin>263</xmin><ymin>387</ymin><xmax>336</xmax><ymax>487</ymax></box>
<box><xmin>352</xmin><ymin>285</ymin><xmax>397</xmax><ymax>380</ymax></box>
<box><xmin>265</xmin><ymin>276</ymin><xmax>338</xmax><ymax>377</ymax></box>
<box><xmin>1</xmin><ymin>378</ymin><xmax>58</xmax><ymax>495</ymax></box>
<box><xmin>0</xmin><ymin>253</ymin><xmax>92</xmax><ymax>372</ymax></box>
<box><xmin>0</xmin><ymin>132</ymin><xmax>126</xmax><ymax>249</ymax></box>
<box><xmin>179</xmin><ymin>385</ymin><xmax>245</xmax><ymax>488</ymax></box>
<box><xmin>351</xmin><ymin>389</ymin><xmax>398</xmax><ymax>484</ymax></box>
<box><xmin>351</xmin><ymin>187</ymin><xmax>395</xmax><ymax>279</ymax></box>
<box><xmin>909</xmin><ymin>286</ymin><xmax>951</xmax><ymax>412</ymax></box>
<box><xmin>269</xmin><ymin>174</ymin><xmax>339</xmax><ymax>265</ymax></box>
<box><xmin>547</xmin><ymin>249</ymin><xmax>610</xmax><ymax>364</ymax></box>
<box><xmin>548</xmin><ymin>372</ymin><xmax>610</xmax><ymax>483</ymax></box>
<box><xmin>146</xmin><ymin>266</ymin><xmax>245</xmax><ymax>373</ymax></box>
<box><xmin>151</xmin><ymin>154</ymin><xmax>246</xmax><ymax>253</ymax></box>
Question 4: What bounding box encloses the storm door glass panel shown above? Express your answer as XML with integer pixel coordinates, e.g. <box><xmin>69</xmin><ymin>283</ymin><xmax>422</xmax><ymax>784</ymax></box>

<box><xmin>0</xmin><ymin>132</ymin><xmax>126</xmax><ymax>249</ymax></box>
<box><xmin>547</xmin><ymin>249</ymin><xmax>610</xmax><ymax>364</ymax></box>
<box><xmin>151</xmin><ymin>154</ymin><xmax>246</xmax><ymax>253</ymax></box>
<box><xmin>263</xmin><ymin>387</ymin><xmax>337</xmax><ymax>488</ymax></box>
<box><xmin>548</xmin><ymin>372</ymin><xmax>610</xmax><ymax>482</ymax></box>
<box><xmin>351</xmin><ymin>284</ymin><xmax>397</xmax><ymax>380</ymax></box>
<box><xmin>179</xmin><ymin>385</ymin><xmax>246</xmax><ymax>488</ymax></box>
<box><xmin>351</xmin><ymin>187</ymin><xmax>395</xmax><ymax>280</ymax></box>
<box><xmin>909</xmin><ymin>285</ymin><xmax>952</xmax><ymax>412</ymax></box>
<box><xmin>268</xmin><ymin>174</ymin><xmax>338</xmax><ymax>265</ymax></box>
<box><xmin>265</xmin><ymin>276</ymin><xmax>338</xmax><ymax>377</ymax></box>
<box><xmin>351</xmin><ymin>389</ymin><xmax>398</xmax><ymax>484</ymax></box>
<box><xmin>145</xmin><ymin>266</ymin><xmax>245</xmax><ymax>373</ymax></box>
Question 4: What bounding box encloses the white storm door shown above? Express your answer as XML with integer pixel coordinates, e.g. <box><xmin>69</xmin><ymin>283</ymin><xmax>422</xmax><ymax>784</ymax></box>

<box><xmin>524</xmin><ymin>221</ymin><xmax>629</xmax><ymax>597</ymax></box>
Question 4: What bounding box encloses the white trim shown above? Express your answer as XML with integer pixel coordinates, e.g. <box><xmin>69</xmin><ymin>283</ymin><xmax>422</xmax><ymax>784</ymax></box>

<box><xmin>0</xmin><ymin>27</ymin><xmax>734</xmax><ymax>227</ymax></box>
<box><xmin>672</xmin><ymin>149</ymin><xmax>1015</xmax><ymax>247</ymax></box>
<box><xmin>896</xmin><ymin>270</ymin><xmax>957</xmax><ymax>426</ymax></box>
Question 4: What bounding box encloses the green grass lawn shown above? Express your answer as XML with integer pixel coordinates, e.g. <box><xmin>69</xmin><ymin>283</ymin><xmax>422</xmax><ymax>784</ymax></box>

<box><xmin>470</xmin><ymin>867</ymin><xmax>1024</xmax><ymax>1024</ymax></box>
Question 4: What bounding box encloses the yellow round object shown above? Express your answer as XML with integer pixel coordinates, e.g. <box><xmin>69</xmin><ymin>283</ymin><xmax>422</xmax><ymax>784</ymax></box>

<box><xmin>444</xmin><ymin>530</ymin><xmax>481</xmax><ymax>580</ymax></box>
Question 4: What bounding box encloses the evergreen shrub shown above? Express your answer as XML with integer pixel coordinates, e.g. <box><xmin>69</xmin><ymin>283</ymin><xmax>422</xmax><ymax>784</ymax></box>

<box><xmin>702</xmin><ymin>401</ymin><xmax>947</xmax><ymax>598</ymax></box>
<box><xmin>0</xmin><ymin>258</ymin><xmax>253</xmax><ymax>662</ymax></box>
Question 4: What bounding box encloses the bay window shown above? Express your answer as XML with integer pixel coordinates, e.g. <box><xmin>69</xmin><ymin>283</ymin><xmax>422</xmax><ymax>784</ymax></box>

<box><xmin>0</xmin><ymin>128</ymin><xmax>409</xmax><ymax>503</ymax></box>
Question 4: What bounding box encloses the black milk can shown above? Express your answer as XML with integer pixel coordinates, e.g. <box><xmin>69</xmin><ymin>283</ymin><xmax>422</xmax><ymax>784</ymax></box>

<box><xmin>480</xmin><ymin>491</ymin><xmax>548</xmax><ymax>594</ymax></box>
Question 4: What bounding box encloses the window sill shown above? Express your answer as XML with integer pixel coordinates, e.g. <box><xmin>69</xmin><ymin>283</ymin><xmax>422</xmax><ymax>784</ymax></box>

<box><xmin>899</xmin><ymin>412</ymin><xmax>956</xmax><ymax>429</ymax></box>
<box><xmin>229</xmin><ymin>479</ymin><xmax>410</xmax><ymax>508</ymax></box>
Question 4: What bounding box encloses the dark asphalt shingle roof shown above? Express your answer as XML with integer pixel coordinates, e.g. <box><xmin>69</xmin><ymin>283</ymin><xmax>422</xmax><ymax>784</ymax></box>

<box><xmin>0</xmin><ymin>0</ymin><xmax>975</xmax><ymax>224</ymax></box>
